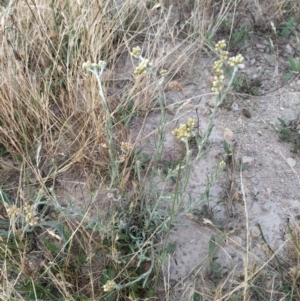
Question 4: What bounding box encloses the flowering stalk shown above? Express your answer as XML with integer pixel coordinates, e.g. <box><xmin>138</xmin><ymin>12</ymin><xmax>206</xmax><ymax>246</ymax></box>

<box><xmin>83</xmin><ymin>61</ymin><xmax>119</xmax><ymax>186</ymax></box>
<box><xmin>131</xmin><ymin>46</ymin><xmax>166</xmax><ymax>142</ymax></box>
<box><xmin>170</xmin><ymin>40</ymin><xmax>244</xmax><ymax>207</ymax></box>
<box><xmin>198</xmin><ymin>40</ymin><xmax>243</xmax><ymax>159</ymax></box>
<box><xmin>130</xmin><ymin>47</ymin><xmax>168</xmax><ymax>193</ymax></box>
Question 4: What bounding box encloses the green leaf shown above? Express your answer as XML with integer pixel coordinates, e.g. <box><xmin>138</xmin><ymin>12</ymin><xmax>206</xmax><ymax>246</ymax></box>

<box><xmin>42</xmin><ymin>238</ymin><xmax>60</xmax><ymax>254</ymax></box>
<box><xmin>230</xmin><ymin>294</ymin><xmax>239</xmax><ymax>301</ymax></box>
<box><xmin>283</xmin><ymin>72</ymin><xmax>293</xmax><ymax>84</ymax></box>
<box><xmin>146</xmin><ymin>289</ymin><xmax>155</xmax><ymax>298</ymax></box>
<box><xmin>223</xmin><ymin>140</ymin><xmax>230</xmax><ymax>155</ymax></box>
<box><xmin>16</xmin><ymin>154</ymin><xmax>23</xmax><ymax>162</ymax></box>
<box><xmin>39</xmin><ymin>221</ymin><xmax>70</xmax><ymax>246</ymax></box>
<box><xmin>0</xmin><ymin>143</ymin><xmax>9</xmax><ymax>157</ymax></box>
<box><xmin>288</xmin><ymin>55</ymin><xmax>295</xmax><ymax>70</ymax></box>
<box><xmin>208</xmin><ymin>235</ymin><xmax>216</xmax><ymax>257</ymax></box>
<box><xmin>0</xmin><ymin>188</ymin><xmax>12</xmax><ymax>205</ymax></box>
<box><xmin>193</xmin><ymin>292</ymin><xmax>202</xmax><ymax>301</ymax></box>
<box><xmin>165</xmin><ymin>243</ymin><xmax>176</xmax><ymax>254</ymax></box>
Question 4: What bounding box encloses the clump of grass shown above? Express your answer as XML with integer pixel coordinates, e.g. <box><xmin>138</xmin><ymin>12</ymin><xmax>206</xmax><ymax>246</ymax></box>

<box><xmin>283</xmin><ymin>55</ymin><xmax>300</xmax><ymax>84</ymax></box>
<box><xmin>277</xmin><ymin>118</ymin><xmax>300</xmax><ymax>154</ymax></box>
<box><xmin>229</xmin><ymin>72</ymin><xmax>262</xmax><ymax>96</ymax></box>
<box><xmin>0</xmin><ymin>0</ymin><xmax>260</xmax><ymax>300</ymax></box>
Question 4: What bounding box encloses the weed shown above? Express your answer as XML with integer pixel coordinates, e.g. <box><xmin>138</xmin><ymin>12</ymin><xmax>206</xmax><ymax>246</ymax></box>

<box><xmin>277</xmin><ymin>17</ymin><xmax>297</xmax><ymax>38</ymax></box>
<box><xmin>115</xmin><ymin>99</ymin><xmax>137</xmax><ymax>129</ymax></box>
<box><xmin>278</xmin><ymin>118</ymin><xmax>300</xmax><ymax>153</ymax></box>
<box><xmin>283</xmin><ymin>55</ymin><xmax>300</xmax><ymax>84</ymax></box>
<box><xmin>229</xmin><ymin>26</ymin><xmax>250</xmax><ymax>51</ymax></box>
<box><xmin>207</xmin><ymin>235</ymin><xmax>228</xmax><ymax>284</ymax></box>
<box><xmin>229</xmin><ymin>71</ymin><xmax>262</xmax><ymax>96</ymax></box>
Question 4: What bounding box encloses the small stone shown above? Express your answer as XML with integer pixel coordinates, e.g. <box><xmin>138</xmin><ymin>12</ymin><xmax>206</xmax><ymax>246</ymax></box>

<box><xmin>280</xmin><ymin>107</ymin><xmax>284</xmax><ymax>111</ymax></box>
<box><xmin>231</xmin><ymin>102</ymin><xmax>240</xmax><ymax>111</ymax></box>
<box><xmin>257</xmin><ymin>131</ymin><xmax>262</xmax><ymax>136</ymax></box>
<box><xmin>285</xmin><ymin>44</ymin><xmax>293</xmax><ymax>55</ymax></box>
<box><xmin>286</xmin><ymin>157</ymin><xmax>296</xmax><ymax>167</ymax></box>
<box><xmin>256</xmin><ymin>43</ymin><xmax>266</xmax><ymax>50</ymax></box>
<box><xmin>242</xmin><ymin>108</ymin><xmax>251</xmax><ymax>118</ymax></box>
<box><xmin>208</xmin><ymin>97</ymin><xmax>216</xmax><ymax>108</ymax></box>
<box><xmin>251</xmin><ymin>177</ymin><xmax>259</xmax><ymax>185</ymax></box>
<box><xmin>252</xmin><ymin>187</ymin><xmax>259</xmax><ymax>197</ymax></box>
<box><xmin>264</xmin><ymin>188</ymin><xmax>272</xmax><ymax>199</ymax></box>
<box><xmin>251</xmin><ymin>228</ymin><xmax>260</xmax><ymax>238</ymax></box>
<box><xmin>241</xmin><ymin>156</ymin><xmax>255</xmax><ymax>165</ymax></box>
<box><xmin>230</xmin><ymin>235</ymin><xmax>243</xmax><ymax>248</ymax></box>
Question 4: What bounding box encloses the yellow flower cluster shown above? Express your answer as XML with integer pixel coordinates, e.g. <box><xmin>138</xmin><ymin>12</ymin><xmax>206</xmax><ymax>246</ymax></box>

<box><xmin>212</xmin><ymin>60</ymin><xmax>224</xmax><ymax>77</ymax></box>
<box><xmin>215</xmin><ymin>40</ymin><xmax>226</xmax><ymax>51</ymax></box>
<box><xmin>212</xmin><ymin>59</ymin><xmax>225</xmax><ymax>94</ymax></box>
<box><xmin>212</xmin><ymin>40</ymin><xmax>244</xmax><ymax>95</ymax></box>
<box><xmin>6</xmin><ymin>204</ymin><xmax>21</xmax><ymax>217</ymax></box>
<box><xmin>220</xmin><ymin>50</ymin><xmax>229</xmax><ymax>61</ymax></box>
<box><xmin>228</xmin><ymin>54</ymin><xmax>244</xmax><ymax>67</ymax></box>
<box><xmin>121</xmin><ymin>142</ymin><xmax>132</xmax><ymax>153</ymax></box>
<box><xmin>103</xmin><ymin>280</ymin><xmax>116</xmax><ymax>292</ymax></box>
<box><xmin>82</xmin><ymin>60</ymin><xmax>107</xmax><ymax>71</ymax></box>
<box><xmin>172</xmin><ymin>118</ymin><xmax>196</xmax><ymax>141</ymax></box>
<box><xmin>130</xmin><ymin>46</ymin><xmax>141</xmax><ymax>58</ymax></box>
<box><xmin>134</xmin><ymin>59</ymin><xmax>152</xmax><ymax>75</ymax></box>
<box><xmin>159</xmin><ymin>69</ymin><xmax>167</xmax><ymax>78</ymax></box>
<box><xmin>212</xmin><ymin>40</ymin><xmax>228</xmax><ymax>94</ymax></box>
<box><xmin>119</xmin><ymin>142</ymin><xmax>132</xmax><ymax>162</ymax></box>
<box><xmin>5</xmin><ymin>202</ymin><xmax>38</xmax><ymax>227</ymax></box>
<box><xmin>219</xmin><ymin>160</ymin><xmax>226</xmax><ymax>168</ymax></box>
<box><xmin>24</xmin><ymin>203</ymin><xmax>38</xmax><ymax>227</ymax></box>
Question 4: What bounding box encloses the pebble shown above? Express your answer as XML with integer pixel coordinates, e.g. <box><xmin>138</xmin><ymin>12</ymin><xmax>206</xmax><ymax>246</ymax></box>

<box><xmin>257</xmin><ymin>131</ymin><xmax>262</xmax><ymax>136</ymax></box>
<box><xmin>252</xmin><ymin>187</ymin><xmax>259</xmax><ymax>197</ymax></box>
<box><xmin>231</xmin><ymin>102</ymin><xmax>240</xmax><ymax>111</ymax></box>
<box><xmin>256</xmin><ymin>43</ymin><xmax>266</xmax><ymax>50</ymax></box>
<box><xmin>251</xmin><ymin>228</ymin><xmax>260</xmax><ymax>238</ymax></box>
<box><xmin>208</xmin><ymin>97</ymin><xmax>216</xmax><ymax>108</ymax></box>
<box><xmin>285</xmin><ymin>44</ymin><xmax>293</xmax><ymax>55</ymax></box>
<box><xmin>230</xmin><ymin>235</ymin><xmax>243</xmax><ymax>248</ymax></box>
<box><xmin>242</xmin><ymin>108</ymin><xmax>251</xmax><ymax>118</ymax></box>
<box><xmin>241</xmin><ymin>156</ymin><xmax>255</xmax><ymax>165</ymax></box>
<box><xmin>286</xmin><ymin>157</ymin><xmax>296</xmax><ymax>167</ymax></box>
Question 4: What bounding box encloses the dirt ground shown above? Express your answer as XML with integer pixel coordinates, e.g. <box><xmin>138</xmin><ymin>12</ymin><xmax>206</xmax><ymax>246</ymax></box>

<box><xmin>157</xmin><ymin>38</ymin><xmax>300</xmax><ymax>301</ymax></box>
<box><xmin>126</xmin><ymin>6</ymin><xmax>300</xmax><ymax>298</ymax></box>
<box><xmin>42</xmin><ymin>2</ymin><xmax>300</xmax><ymax>299</ymax></box>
